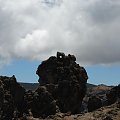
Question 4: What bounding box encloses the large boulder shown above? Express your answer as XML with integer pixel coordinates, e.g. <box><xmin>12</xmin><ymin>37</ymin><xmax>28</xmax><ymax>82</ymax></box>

<box><xmin>106</xmin><ymin>84</ymin><xmax>120</xmax><ymax>105</ymax></box>
<box><xmin>23</xmin><ymin>86</ymin><xmax>56</xmax><ymax>118</ymax></box>
<box><xmin>0</xmin><ymin>76</ymin><xmax>25</xmax><ymax>113</ymax></box>
<box><xmin>87</xmin><ymin>95</ymin><xmax>102</xmax><ymax>112</ymax></box>
<box><xmin>36</xmin><ymin>52</ymin><xmax>88</xmax><ymax>113</ymax></box>
<box><xmin>32</xmin><ymin>86</ymin><xmax>56</xmax><ymax>118</ymax></box>
<box><xmin>0</xmin><ymin>76</ymin><xmax>25</xmax><ymax>119</ymax></box>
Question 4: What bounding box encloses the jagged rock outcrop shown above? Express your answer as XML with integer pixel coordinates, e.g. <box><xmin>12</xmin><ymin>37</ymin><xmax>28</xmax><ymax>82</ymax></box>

<box><xmin>33</xmin><ymin>86</ymin><xmax>56</xmax><ymax>118</ymax></box>
<box><xmin>0</xmin><ymin>75</ymin><xmax>25</xmax><ymax>120</ymax></box>
<box><xmin>36</xmin><ymin>52</ymin><xmax>88</xmax><ymax>114</ymax></box>
<box><xmin>87</xmin><ymin>95</ymin><xmax>102</xmax><ymax>112</ymax></box>
<box><xmin>106</xmin><ymin>84</ymin><xmax>120</xmax><ymax>105</ymax></box>
<box><xmin>24</xmin><ymin>87</ymin><xmax>56</xmax><ymax>118</ymax></box>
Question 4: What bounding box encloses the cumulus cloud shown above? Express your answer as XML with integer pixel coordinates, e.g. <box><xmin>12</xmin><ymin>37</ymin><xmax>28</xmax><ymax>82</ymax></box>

<box><xmin>0</xmin><ymin>0</ymin><xmax>120</xmax><ymax>65</ymax></box>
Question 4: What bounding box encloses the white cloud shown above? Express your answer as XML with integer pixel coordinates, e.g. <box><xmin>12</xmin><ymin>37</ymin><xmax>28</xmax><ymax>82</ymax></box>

<box><xmin>0</xmin><ymin>0</ymin><xmax>120</xmax><ymax>65</ymax></box>
<box><xmin>14</xmin><ymin>29</ymin><xmax>52</xmax><ymax>60</ymax></box>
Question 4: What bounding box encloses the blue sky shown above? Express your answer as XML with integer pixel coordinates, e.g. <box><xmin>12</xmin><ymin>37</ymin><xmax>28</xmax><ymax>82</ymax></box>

<box><xmin>86</xmin><ymin>65</ymin><xmax>120</xmax><ymax>85</ymax></box>
<box><xmin>0</xmin><ymin>60</ymin><xmax>40</xmax><ymax>83</ymax></box>
<box><xmin>0</xmin><ymin>0</ymin><xmax>120</xmax><ymax>85</ymax></box>
<box><xmin>0</xmin><ymin>59</ymin><xmax>120</xmax><ymax>85</ymax></box>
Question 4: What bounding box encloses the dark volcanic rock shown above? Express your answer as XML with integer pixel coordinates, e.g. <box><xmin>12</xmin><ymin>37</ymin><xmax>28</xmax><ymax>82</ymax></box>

<box><xmin>106</xmin><ymin>84</ymin><xmax>120</xmax><ymax>105</ymax></box>
<box><xmin>87</xmin><ymin>95</ymin><xmax>102</xmax><ymax>112</ymax></box>
<box><xmin>0</xmin><ymin>52</ymin><xmax>88</xmax><ymax>119</ymax></box>
<box><xmin>32</xmin><ymin>86</ymin><xmax>56</xmax><ymax>118</ymax></box>
<box><xmin>23</xmin><ymin>88</ymin><xmax>56</xmax><ymax>118</ymax></box>
<box><xmin>36</xmin><ymin>52</ymin><xmax>88</xmax><ymax>114</ymax></box>
<box><xmin>0</xmin><ymin>75</ymin><xmax>25</xmax><ymax>119</ymax></box>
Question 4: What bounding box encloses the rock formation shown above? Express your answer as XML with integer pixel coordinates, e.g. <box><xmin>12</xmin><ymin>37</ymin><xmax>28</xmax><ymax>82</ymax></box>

<box><xmin>0</xmin><ymin>54</ymin><xmax>120</xmax><ymax>120</ymax></box>
<box><xmin>106</xmin><ymin>84</ymin><xmax>120</xmax><ymax>105</ymax></box>
<box><xmin>36</xmin><ymin>52</ymin><xmax>88</xmax><ymax>114</ymax></box>
<box><xmin>0</xmin><ymin>75</ymin><xmax>25</xmax><ymax>120</ymax></box>
<box><xmin>25</xmin><ymin>87</ymin><xmax>56</xmax><ymax>118</ymax></box>
<box><xmin>0</xmin><ymin>52</ymin><xmax>89</xmax><ymax>119</ymax></box>
<box><xmin>87</xmin><ymin>95</ymin><xmax>102</xmax><ymax>112</ymax></box>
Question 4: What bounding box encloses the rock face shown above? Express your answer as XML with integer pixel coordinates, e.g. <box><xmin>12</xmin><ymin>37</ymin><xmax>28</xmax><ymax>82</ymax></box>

<box><xmin>36</xmin><ymin>52</ymin><xmax>88</xmax><ymax>114</ymax></box>
<box><xmin>0</xmin><ymin>75</ymin><xmax>25</xmax><ymax>120</ymax></box>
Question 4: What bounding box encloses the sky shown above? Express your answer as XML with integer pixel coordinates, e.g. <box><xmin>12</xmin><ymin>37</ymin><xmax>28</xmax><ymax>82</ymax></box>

<box><xmin>0</xmin><ymin>0</ymin><xmax>120</xmax><ymax>85</ymax></box>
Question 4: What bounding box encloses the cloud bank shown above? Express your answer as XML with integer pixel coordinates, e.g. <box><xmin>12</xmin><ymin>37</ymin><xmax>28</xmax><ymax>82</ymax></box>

<box><xmin>0</xmin><ymin>0</ymin><xmax>120</xmax><ymax>65</ymax></box>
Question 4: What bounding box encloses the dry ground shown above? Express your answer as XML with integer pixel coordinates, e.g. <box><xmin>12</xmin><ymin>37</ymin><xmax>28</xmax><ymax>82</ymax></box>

<box><xmin>19</xmin><ymin>102</ymin><xmax>120</xmax><ymax>120</ymax></box>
